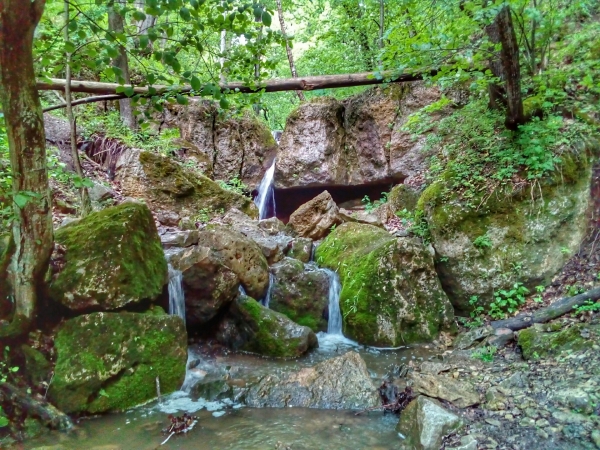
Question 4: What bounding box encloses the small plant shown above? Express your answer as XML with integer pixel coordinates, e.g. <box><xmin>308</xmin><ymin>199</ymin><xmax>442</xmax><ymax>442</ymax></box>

<box><xmin>472</xmin><ymin>345</ymin><xmax>497</xmax><ymax>363</ymax></box>
<box><xmin>473</xmin><ymin>233</ymin><xmax>493</xmax><ymax>249</ymax></box>
<box><xmin>330</xmin><ymin>223</ymin><xmax>337</xmax><ymax>232</ymax></box>
<box><xmin>193</xmin><ymin>208</ymin><xmax>212</xmax><ymax>224</ymax></box>
<box><xmin>489</xmin><ymin>282</ymin><xmax>530</xmax><ymax>319</ymax></box>
<box><xmin>573</xmin><ymin>300</ymin><xmax>600</xmax><ymax>314</ymax></box>
<box><xmin>567</xmin><ymin>284</ymin><xmax>585</xmax><ymax>297</ymax></box>
<box><xmin>217</xmin><ymin>176</ymin><xmax>248</xmax><ymax>196</ymax></box>
<box><xmin>533</xmin><ymin>285</ymin><xmax>545</xmax><ymax>303</ymax></box>
<box><xmin>560</xmin><ymin>246</ymin><xmax>570</xmax><ymax>255</ymax></box>
<box><xmin>362</xmin><ymin>192</ymin><xmax>388</xmax><ymax>213</ymax></box>
<box><xmin>0</xmin><ymin>346</ymin><xmax>18</xmax><ymax>384</ymax></box>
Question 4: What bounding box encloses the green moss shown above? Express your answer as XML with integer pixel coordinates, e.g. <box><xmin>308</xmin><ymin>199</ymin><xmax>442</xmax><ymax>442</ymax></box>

<box><xmin>518</xmin><ymin>323</ymin><xmax>599</xmax><ymax>360</ymax></box>
<box><xmin>50</xmin><ymin>202</ymin><xmax>167</xmax><ymax>311</ymax></box>
<box><xmin>49</xmin><ymin>312</ymin><xmax>187</xmax><ymax>414</ymax></box>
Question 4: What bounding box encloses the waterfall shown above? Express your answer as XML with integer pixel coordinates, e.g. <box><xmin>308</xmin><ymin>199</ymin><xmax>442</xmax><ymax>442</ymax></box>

<box><xmin>261</xmin><ymin>273</ymin><xmax>275</xmax><ymax>308</ymax></box>
<box><xmin>322</xmin><ymin>269</ymin><xmax>343</xmax><ymax>335</ymax></box>
<box><xmin>168</xmin><ymin>264</ymin><xmax>186</xmax><ymax>322</ymax></box>
<box><xmin>254</xmin><ymin>159</ymin><xmax>276</xmax><ymax>220</ymax></box>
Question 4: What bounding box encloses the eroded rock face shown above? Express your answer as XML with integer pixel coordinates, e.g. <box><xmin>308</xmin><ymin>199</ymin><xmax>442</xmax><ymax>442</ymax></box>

<box><xmin>49</xmin><ymin>311</ymin><xmax>187</xmax><ymax>414</ymax></box>
<box><xmin>49</xmin><ymin>203</ymin><xmax>167</xmax><ymax>311</ymax></box>
<box><xmin>115</xmin><ymin>149</ymin><xmax>257</xmax><ymax>223</ymax></box>
<box><xmin>409</xmin><ymin>372</ymin><xmax>479</xmax><ymax>408</ymax></box>
<box><xmin>170</xmin><ymin>245</ymin><xmax>239</xmax><ymax>327</ymax></box>
<box><xmin>422</xmin><ymin>156</ymin><xmax>592</xmax><ymax>312</ymax></box>
<box><xmin>269</xmin><ymin>257</ymin><xmax>330</xmax><ymax>331</ymax></box>
<box><xmin>198</xmin><ymin>225</ymin><xmax>269</xmax><ymax>299</ymax></box>
<box><xmin>215</xmin><ymin>295</ymin><xmax>318</xmax><ymax>358</ymax></box>
<box><xmin>316</xmin><ymin>222</ymin><xmax>454</xmax><ymax>346</ymax></box>
<box><xmin>288</xmin><ymin>191</ymin><xmax>342</xmax><ymax>240</ymax></box>
<box><xmin>163</xmin><ymin>100</ymin><xmax>277</xmax><ymax>186</ymax></box>
<box><xmin>396</xmin><ymin>396</ymin><xmax>463</xmax><ymax>450</ymax></box>
<box><xmin>244</xmin><ymin>351</ymin><xmax>379</xmax><ymax>409</ymax></box>
<box><xmin>222</xmin><ymin>209</ymin><xmax>292</xmax><ymax>265</ymax></box>
<box><xmin>275</xmin><ymin>84</ymin><xmax>440</xmax><ymax>189</ymax></box>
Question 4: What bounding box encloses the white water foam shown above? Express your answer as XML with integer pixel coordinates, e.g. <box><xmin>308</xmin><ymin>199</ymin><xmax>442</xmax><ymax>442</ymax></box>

<box><xmin>254</xmin><ymin>159</ymin><xmax>276</xmax><ymax>220</ymax></box>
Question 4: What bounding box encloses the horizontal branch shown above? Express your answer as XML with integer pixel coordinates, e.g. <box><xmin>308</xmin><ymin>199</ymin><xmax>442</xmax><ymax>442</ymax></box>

<box><xmin>43</xmin><ymin>94</ymin><xmax>124</xmax><ymax>112</ymax></box>
<box><xmin>38</xmin><ymin>70</ymin><xmax>438</xmax><ymax>111</ymax></box>
<box><xmin>490</xmin><ymin>286</ymin><xmax>600</xmax><ymax>331</ymax></box>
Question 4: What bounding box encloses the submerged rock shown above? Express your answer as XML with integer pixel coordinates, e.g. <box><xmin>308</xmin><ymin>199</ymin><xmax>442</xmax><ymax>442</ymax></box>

<box><xmin>49</xmin><ymin>202</ymin><xmax>167</xmax><ymax>311</ymax></box>
<box><xmin>396</xmin><ymin>396</ymin><xmax>463</xmax><ymax>450</ymax></box>
<box><xmin>244</xmin><ymin>351</ymin><xmax>379</xmax><ymax>409</ymax></box>
<box><xmin>268</xmin><ymin>257</ymin><xmax>330</xmax><ymax>331</ymax></box>
<box><xmin>517</xmin><ymin>322</ymin><xmax>599</xmax><ymax>360</ymax></box>
<box><xmin>170</xmin><ymin>245</ymin><xmax>239</xmax><ymax>327</ymax></box>
<box><xmin>316</xmin><ymin>222</ymin><xmax>454</xmax><ymax>346</ymax></box>
<box><xmin>115</xmin><ymin>149</ymin><xmax>257</xmax><ymax>223</ymax></box>
<box><xmin>421</xmin><ymin>153</ymin><xmax>592</xmax><ymax>312</ymax></box>
<box><xmin>48</xmin><ymin>312</ymin><xmax>187</xmax><ymax>414</ymax></box>
<box><xmin>288</xmin><ymin>191</ymin><xmax>342</xmax><ymax>240</ymax></box>
<box><xmin>215</xmin><ymin>295</ymin><xmax>318</xmax><ymax>358</ymax></box>
<box><xmin>198</xmin><ymin>225</ymin><xmax>269</xmax><ymax>299</ymax></box>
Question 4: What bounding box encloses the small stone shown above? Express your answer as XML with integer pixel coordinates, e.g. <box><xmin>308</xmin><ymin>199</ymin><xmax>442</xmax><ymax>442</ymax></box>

<box><xmin>525</xmin><ymin>408</ymin><xmax>540</xmax><ymax>419</ymax></box>
<box><xmin>504</xmin><ymin>414</ymin><xmax>514</xmax><ymax>420</ymax></box>
<box><xmin>485</xmin><ymin>418</ymin><xmax>502</xmax><ymax>427</ymax></box>
<box><xmin>536</xmin><ymin>418</ymin><xmax>550</xmax><ymax>428</ymax></box>
<box><xmin>537</xmin><ymin>429</ymin><xmax>549</xmax><ymax>439</ymax></box>
<box><xmin>520</xmin><ymin>417</ymin><xmax>536</xmax><ymax>427</ymax></box>
<box><xmin>591</xmin><ymin>429</ymin><xmax>600</xmax><ymax>449</ymax></box>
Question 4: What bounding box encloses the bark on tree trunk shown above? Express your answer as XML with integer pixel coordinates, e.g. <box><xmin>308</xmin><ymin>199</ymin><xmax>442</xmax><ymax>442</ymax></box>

<box><xmin>108</xmin><ymin>0</ymin><xmax>137</xmax><ymax>130</ymax></box>
<box><xmin>496</xmin><ymin>5</ymin><xmax>525</xmax><ymax>129</ymax></box>
<box><xmin>134</xmin><ymin>0</ymin><xmax>156</xmax><ymax>40</ymax></box>
<box><xmin>0</xmin><ymin>0</ymin><xmax>53</xmax><ymax>337</ymax></box>
<box><xmin>64</xmin><ymin>0</ymin><xmax>91</xmax><ymax>216</ymax></box>
<box><xmin>485</xmin><ymin>16</ymin><xmax>506</xmax><ymax>110</ymax></box>
<box><xmin>276</xmin><ymin>0</ymin><xmax>306</xmax><ymax>102</ymax></box>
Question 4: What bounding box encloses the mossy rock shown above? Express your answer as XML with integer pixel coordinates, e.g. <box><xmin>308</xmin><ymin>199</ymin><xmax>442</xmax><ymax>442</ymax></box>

<box><xmin>518</xmin><ymin>323</ymin><xmax>600</xmax><ymax>360</ymax></box>
<box><xmin>315</xmin><ymin>222</ymin><xmax>454</xmax><ymax>346</ymax></box>
<box><xmin>49</xmin><ymin>202</ymin><xmax>167</xmax><ymax>311</ymax></box>
<box><xmin>116</xmin><ymin>149</ymin><xmax>257</xmax><ymax>220</ymax></box>
<box><xmin>268</xmin><ymin>257</ymin><xmax>329</xmax><ymax>332</ymax></box>
<box><xmin>21</xmin><ymin>345</ymin><xmax>51</xmax><ymax>386</ymax></box>
<box><xmin>421</xmin><ymin>152</ymin><xmax>592</xmax><ymax>313</ymax></box>
<box><xmin>48</xmin><ymin>312</ymin><xmax>187</xmax><ymax>414</ymax></box>
<box><xmin>237</xmin><ymin>297</ymin><xmax>318</xmax><ymax>358</ymax></box>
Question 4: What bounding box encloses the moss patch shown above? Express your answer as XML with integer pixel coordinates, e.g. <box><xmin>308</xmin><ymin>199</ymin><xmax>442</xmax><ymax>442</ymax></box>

<box><xmin>50</xmin><ymin>202</ymin><xmax>167</xmax><ymax>311</ymax></box>
<box><xmin>48</xmin><ymin>312</ymin><xmax>187</xmax><ymax>414</ymax></box>
<box><xmin>518</xmin><ymin>323</ymin><xmax>599</xmax><ymax>360</ymax></box>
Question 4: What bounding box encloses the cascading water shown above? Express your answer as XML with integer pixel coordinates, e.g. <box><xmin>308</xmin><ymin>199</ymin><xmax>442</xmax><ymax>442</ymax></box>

<box><xmin>254</xmin><ymin>159</ymin><xmax>276</xmax><ymax>220</ymax></box>
<box><xmin>322</xmin><ymin>268</ymin><xmax>343</xmax><ymax>335</ymax></box>
<box><xmin>168</xmin><ymin>264</ymin><xmax>186</xmax><ymax>322</ymax></box>
<box><xmin>261</xmin><ymin>272</ymin><xmax>275</xmax><ymax>308</ymax></box>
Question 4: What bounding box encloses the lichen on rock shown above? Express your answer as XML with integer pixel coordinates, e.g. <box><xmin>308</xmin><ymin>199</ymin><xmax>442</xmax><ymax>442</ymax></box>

<box><xmin>315</xmin><ymin>222</ymin><xmax>454</xmax><ymax>346</ymax></box>
<box><xmin>49</xmin><ymin>202</ymin><xmax>167</xmax><ymax>311</ymax></box>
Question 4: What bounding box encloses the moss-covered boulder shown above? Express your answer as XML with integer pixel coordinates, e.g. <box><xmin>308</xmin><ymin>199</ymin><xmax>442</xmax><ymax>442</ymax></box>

<box><xmin>115</xmin><ymin>149</ymin><xmax>257</xmax><ymax>222</ymax></box>
<box><xmin>269</xmin><ymin>257</ymin><xmax>330</xmax><ymax>332</ymax></box>
<box><xmin>517</xmin><ymin>322</ymin><xmax>599</xmax><ymax>360</ymax></box>
<box><xmin>198</xmin><ymin>225</ymin><xmax>269</xmax><ymax>299</ymax></box>
<box><xmin>49</xmin><ymin>202</ymin><xmax>167</xmax><ymax>312</ymax></box>
<box><xmin>48</xmin><ymin>311</ymin><xmax>187</xmax><ymax>414</ymax></box>
<box><xmin>420</xmin><ymin>155</ymin><xmax>592</xmax><ymax>312</ymax></box>
<box><xmin>215</xmin><ymin>295</ymin><xmax>318</xmax><ymax>358</ymax></box>
<box><xmin>315</xmin><ymin>222</ymin><xmax>454</xmax><ymax>346</ymax></box>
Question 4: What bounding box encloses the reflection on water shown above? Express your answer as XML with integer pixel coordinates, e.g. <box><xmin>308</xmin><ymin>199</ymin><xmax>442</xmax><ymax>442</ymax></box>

<box><xmin>22</xmin><ymin>344</ymin><xmax>441</xmax><ymax>450</ymax></box>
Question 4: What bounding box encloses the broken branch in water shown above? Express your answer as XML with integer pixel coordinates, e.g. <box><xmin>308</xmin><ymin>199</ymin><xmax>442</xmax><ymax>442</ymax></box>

<box><xmin>355</xmin><ymin>384</ymin><xmax>415</xmax><ymax>416</ymax></box>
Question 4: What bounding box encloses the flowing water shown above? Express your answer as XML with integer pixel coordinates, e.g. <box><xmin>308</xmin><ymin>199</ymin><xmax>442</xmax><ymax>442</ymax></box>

<box><xmin>168</xmin><ymin>264</ymin><xmax>186</xmax><ymax>322</ymax></box>
<box><xmin>254</xmin><ymin>159</ymin><xmax>276</xmax><ymax>220</ymax></box>
<box><xmin>261</xmin><ymin>272</ymin><xmax>275</xmax><ymax>308</ymax></box>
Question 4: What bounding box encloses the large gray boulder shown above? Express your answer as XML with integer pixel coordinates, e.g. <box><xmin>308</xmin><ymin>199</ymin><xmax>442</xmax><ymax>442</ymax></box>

<box><xmin>244</xmin><ymin>351</ymin><xmax>379</xmax><ymax>409</ymax></box>
<box><xmin>198</xmin><ymin>225</ymin><xmax>269</xmax><ymax>299</ymax></box>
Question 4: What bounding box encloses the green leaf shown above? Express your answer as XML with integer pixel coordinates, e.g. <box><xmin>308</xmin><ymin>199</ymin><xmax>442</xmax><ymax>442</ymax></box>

<box><xmin>139</xmin><ymin>34</ymin><xmax>149</xmax><ymax>49</ymax></box>
<box><xmin>190</xmin><ymin>76</ymin><xmax>201</xmax><ymax>90</ymax></box>
<box><xmin>124</xmin><ymin>87</ymin><xmax>135</xmax><ymax>97</ymax></box>
<box><xmin>132</xmin><ymin>10</ymin><xmax>147</xmax><ymax>21</ymax></box>
<box><xmin>64</xmin><ymin>41</ymin><xmax>76</xmax><ymax>54</ymax></box>
<box><xmin>176</xmin><ymin>95</ymin><xmax>188</xmax><ymax>105</ymax></box>
<box><xmin>180</xmin><ymin>7</ymin><xmax>191</xmax><ymax>21</ymax></box>
<box><xmin>262</xmin><ymin>11</ymin><xmax>272</xmax><ymax>27</ymax></box>
<box><xmin>10</xmin><ymin>366</ymin><xmax>18</xmax><ymax>372</ymax></box>
<box><xmin>219</xmin><ymin>97</ymin><xmax>229</xmax><ymax>109</ymax></box>
<box><xmin>13</xmin><ymin>193</ymin><xmax>31</xmax><ymax>209</ymax></box>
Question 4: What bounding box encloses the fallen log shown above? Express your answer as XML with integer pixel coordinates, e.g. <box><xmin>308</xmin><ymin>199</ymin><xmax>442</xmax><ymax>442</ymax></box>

<box><xmin>0</xmin><ymin>382</ymin><xmax>72</xmax><ymax>430</ymax></box>
<box><xmin>38</xmin><ymin>69</ymin><xmax>438</xmax><ymax>112</ymax></box>
<box><xmin>490</xmin><ymin>286</ymin><xmax>600</xmax><ymax>331</ymax></box>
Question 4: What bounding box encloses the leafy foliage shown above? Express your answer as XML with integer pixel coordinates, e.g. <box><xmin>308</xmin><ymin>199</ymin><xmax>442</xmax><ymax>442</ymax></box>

<box><xmin>489</xmin><ymin>282</ymin><xmax>530</xmax><ymax>319</ymax></box>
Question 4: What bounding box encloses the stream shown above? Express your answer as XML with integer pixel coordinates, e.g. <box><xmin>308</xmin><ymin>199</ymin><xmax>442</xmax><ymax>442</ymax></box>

<box><xmin>23</xmin><ymin>343</ymin><xmax>440</xmax><ymax>450</ymax></box>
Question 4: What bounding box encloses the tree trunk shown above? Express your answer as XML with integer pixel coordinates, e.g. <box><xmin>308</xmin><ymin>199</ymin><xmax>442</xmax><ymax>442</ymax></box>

<box><xmin>379</xmin><ymin>0</ymin><xmax>385</xmax><ymax>49</ymax></box>
<box><xmin>64</xmin><ymin>0</ymin><xmax>91</xmax><ymax>216</ymax></box>
<box><xmin>276</xmin><ymin>0</ymin><xmax>306</xmax><ymax>102</ymax></box>
<box><xmin>219</xmin><ymin>29</ymin><xmax>227</xmax><ymax>83</ymax></box>
<box><xmin>108</xmin><ymin>0</ymin><xmax>137</xmax><ymax>130</ymax></box>
<box><xmin>0</xmin><ymin>0</ymin><xmax>53</xmax><ymax>337</ymax></box>
<box><xmin>496</xmin><ymin>5</ymin><xmax>525</xmax><ymax>129</ymax></box>
<box><xmin>135</xmin><ymin>0</ymin><xmax>156</xmax><ymax>37</ymax></box>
